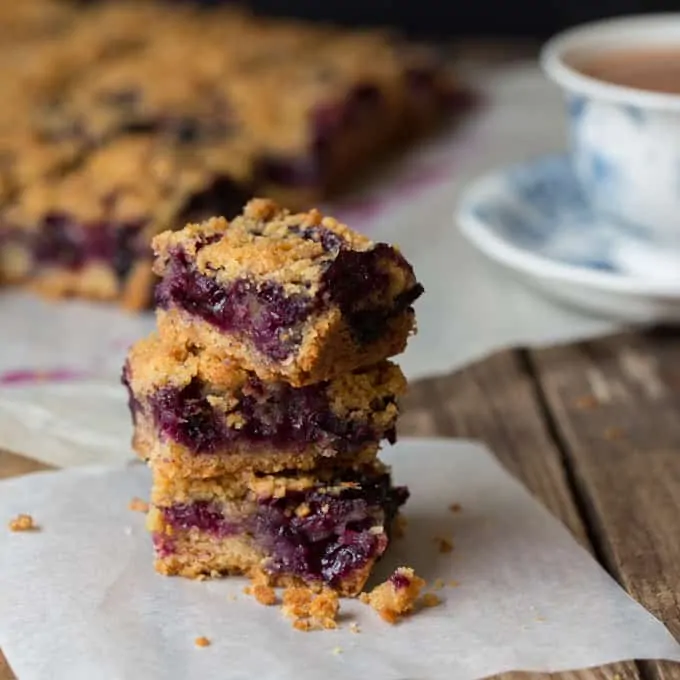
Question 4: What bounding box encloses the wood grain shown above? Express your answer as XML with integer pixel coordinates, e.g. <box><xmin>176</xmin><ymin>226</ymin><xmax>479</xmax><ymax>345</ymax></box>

<box><xmin>530</xmin><ymin>330</ymin><xmax>680</xmax><ymax>680</ymax></box>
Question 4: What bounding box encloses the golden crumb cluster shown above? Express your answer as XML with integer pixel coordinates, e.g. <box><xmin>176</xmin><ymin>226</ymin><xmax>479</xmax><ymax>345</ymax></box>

<box><xmin>244</xmin><ymin>583</ymin><xmax>278</xmax><ymax>607</ymax></box>
<box><xmin>360</xmin><ymin>567</ymin><xmax>425</xmax><ymax>624</ymax></box>
<box><xmin>8</xmin><ymin>513</ymin><xmax>38</xmax><ymax>532</ymax></box>
<box><xmin>282</xmin><ymin>586</ymin><xmax>340</xmax><ymax>631</ymax></box>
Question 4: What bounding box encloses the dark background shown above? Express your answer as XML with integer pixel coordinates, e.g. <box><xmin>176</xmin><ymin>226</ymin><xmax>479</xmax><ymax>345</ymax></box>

<box><xmin>187</xmin><ymin>0</ymin><xmax>678</xmax><ymax>38</ymax></box>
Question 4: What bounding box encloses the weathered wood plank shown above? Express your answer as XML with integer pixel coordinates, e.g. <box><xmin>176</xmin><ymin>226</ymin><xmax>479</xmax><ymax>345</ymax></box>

<box><xmin>530</xmin><ymin>330</ymin><xmax>680</xmax><ymax>680</ymax></box>
<box><xmin>400</xmin><ymin>349</ymin><xmax>589</xmax><ymax>544</ymax></box>
<box><xmin>399</xmin><ymin>349</ymin><xmax>641</xmax><ymax>680</ymax></box>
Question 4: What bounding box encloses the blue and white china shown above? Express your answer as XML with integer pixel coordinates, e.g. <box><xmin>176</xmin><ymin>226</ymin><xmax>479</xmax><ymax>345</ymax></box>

<box><xmin>458</xmin><ymin>155</ymin><xmax>680</xmax><ymax>322</ymax></box>
<box><xmin>542</xmin><ymin>15</ymin><xmax>680</xmax><ymax>246</ymax></box>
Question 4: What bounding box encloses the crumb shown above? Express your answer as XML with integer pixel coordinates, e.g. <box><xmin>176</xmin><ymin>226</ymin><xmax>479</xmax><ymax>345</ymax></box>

<box><xmin>575</xmin><ymin>395</ymin><xmax>598</xmax><ymax>410</ymax></box>
<box><xmin>128</xmin><ymin>497</ymin><xmax>149</xmax><ymax>513</ymax></box>
<box><xmin>282</xmin><ymin>586</ymin><xmax>339</xmax><ymax>631</ymax></box>
<box><xmin>194</xmin><ymin>636</ymin><xmax>211</xmax><ymax>647</ymax></box>
<box><xmin>393</xmin><ymin>514</ymin><xmax>408</xmax><ymax>539</ymax></box>
<box><xmin>349</xmin><ymin>622</ymin><xmax>361</xmax><ymax>634</ymax></box>
<box><xmin>332</xmin><ymin>646</ymin><xmax>343</xmax><ymax>655</ymax></box>
<box><xmin>282</xmin><ymin>586</ymin><xmax>313</xmax><ymax>618</ymax></box>
<box><xmin>362</xmin><ymin>567</ymin><xmax>425</xmax><ymax>624</ymax></box>
<box><xmin>535</xmin><ymin>615</ymin><xmax>545</xmax><ymax>622</ymax></box>
<box><xmin>228</xmin><ymin>594</ymin><xmax>237</xmax><ymax>601</ymax></box>
<box><xmin>448</xmin><ymin>503</ymin><xmax>462</xmax><ymax>513</ymax></box>
<box><xmin>8</xmin><ymin>514</ymin><xmax>38</xmax><ymax>532</ymax></box>
<box><xmin>293</xmin><ymin>618</ymin><xmax>312</xmax><ymax>632</ymax></box>
<box><xmin>432</xmin><ymin>578</ymin><xmax>445</xmax><ymax>591</ymax></box>
<box><xmin>420</xmin><ymin>593</ymin><xmax>442</xmax><ymax>608</ymax></box>
<box><xmin>448</xmin><ymin>579</ymin><xmax>460</xmax><ymax>588</ymax></box>
<box><xmin>434</xmin><ymin>536</ymin><xmax>454</xmax><ymax>553</ymax></box>
<box><xmin>123</xmin><ymin>526</ymin><xmax>133</xmax><ymax>536</ymax></box>
<box><xmin>603</xmin><ymin>426</ymin><xmax>624</xmax><ymax>440</ymax></box>
<box><xmin>252</xmin><ymin>584</ymin><xmax>277</xmax><ymax>606</ymax></box>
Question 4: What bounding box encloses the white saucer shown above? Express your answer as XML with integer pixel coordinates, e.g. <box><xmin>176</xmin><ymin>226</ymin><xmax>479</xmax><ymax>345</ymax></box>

<box><xmin>458</xmin><ymin>154</ymin><xmax>680</xmax><ymax>322</ymax></box>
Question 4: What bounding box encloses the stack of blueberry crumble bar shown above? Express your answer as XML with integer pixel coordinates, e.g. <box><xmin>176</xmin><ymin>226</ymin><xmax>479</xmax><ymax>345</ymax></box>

<box><xmin>0</xmin><ymin>0</ymin><xmax>463</xmax><ymax>309</ymax></box>
<box><xmin>123</xmin><ymin>198</ymin><xmax>423</xmax><ymax>596</ymax></box>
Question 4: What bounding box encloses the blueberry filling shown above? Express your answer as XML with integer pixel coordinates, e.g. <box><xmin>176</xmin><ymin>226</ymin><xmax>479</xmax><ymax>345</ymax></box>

<box><xmin>155</xmin><ymin>250</ymin><xmax>312</xmax><ymax>360</ymax></box>
<box><xmin>255</xmin><ymin>83</ymin><xmax>383</xmax><ymax>188</ymax></box>
<box><xmin>178</xmin><ymin>176</ymin><xmax>250</xmax><ymax>224</ymax></box>
<box><xmin>161</xmin><ymin>500</ymin><xmax>240</xmax><ymax>538</ymax></box>
<box><xmin>288</xmin><ymin>224</ymin><xmax>346</xmax><ymax>252</ymax></box>
<box><xmin>160</xmin><ymin>471</ymin><xmax>409</xmax><ymax>586</ymax></box>
<box><xmin>321</xmin><ymin>244</ymin><xmax>423</xmax><ymax>344</ymax></box>
<box><xmin>143</xmin><ymin>375</ymin><xmax>395</xmax><ymax>455</ymax></box>
<box><xmin>155</xmin><ymin>242</ymin><xmax>422</xmax><ymax>358</ymax></box>
<box><xmin>32</xmin><ymin>211</ymin><xmax>148</xmax><ymax>284</ymax></box>
<box><xmin>389</xmin><ymin>571</ymin><xmax>412</xmax><ymax>590</ymax></box>
<box><xmin>254</xmin><ymin>154</ymin><xmax>322</xmax><ymax>188</ymax></box>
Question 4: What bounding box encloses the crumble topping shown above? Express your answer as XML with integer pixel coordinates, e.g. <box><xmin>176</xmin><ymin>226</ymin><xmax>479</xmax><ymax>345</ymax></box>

<box><xmin>194</xmin><ymin>636</ymin><xmax>211</xmax><ymax>647</ymax></box>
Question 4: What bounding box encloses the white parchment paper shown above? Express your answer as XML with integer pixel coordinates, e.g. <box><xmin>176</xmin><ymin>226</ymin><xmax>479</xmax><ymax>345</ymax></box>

<box><xmin>1</xmin><ymin>438</ymin><xmax>678</xmax><ymax>680</ymax></box>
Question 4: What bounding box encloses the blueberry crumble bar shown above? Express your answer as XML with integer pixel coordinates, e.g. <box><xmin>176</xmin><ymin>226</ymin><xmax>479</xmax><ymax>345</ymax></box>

<box><xmin>147</xmin><ymin>461</ymin><xmax>408</xmax><ymax>596</ymax></box>
<box><xmin>124</xmin><ymin>332</ymin><xmax>405</xmax><ymax>477</ymax></box>
<box><xmin>154</xmin><ymin>198</ymin><xmax>423</xmax><ymax>385</ymax></box>
<box><xmin>0</xmin><ymin>137</ymin><xmax>248</xmax><ymax>308</ymax></box>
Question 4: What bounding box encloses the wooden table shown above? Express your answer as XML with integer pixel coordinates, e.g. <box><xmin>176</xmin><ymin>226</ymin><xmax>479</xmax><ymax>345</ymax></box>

<box><xmin>2</xmin><ymin>328</ymin><xmax>679</xmax><ymax>680</ymax></box>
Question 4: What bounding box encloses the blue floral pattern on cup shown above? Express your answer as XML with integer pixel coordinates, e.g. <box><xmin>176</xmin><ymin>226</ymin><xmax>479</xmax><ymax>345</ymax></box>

<box><xmin>464</xmin><ymin>155</ymin><xmax>626</xmax><ymax>273</ymax></box>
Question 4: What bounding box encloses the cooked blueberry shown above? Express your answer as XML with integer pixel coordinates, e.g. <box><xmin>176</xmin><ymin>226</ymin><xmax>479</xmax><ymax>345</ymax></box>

<box><xmin>344</xmin><ymin>83</ymin><xmax>382</xmax><ymax>122</ymax></box>
<box><xmin>162</xmin><ymin>501</ymin><xmax>239</xmax><ymax>537</ymax></box>
<box><xmin>321</xmin><ymin>244</ymin><xmax>423</xmax><ymax>343</ymax></box>
<box><xmin>31</xmin><ymin>211</ymin><xmax>148</xmax><ymax>286</ymax></box>
<box><xmin>288</xmin><ymin>224</ymin><xmax>346</xmax><ymax>253</ymax></box>
<box><xmin>179</xmin><ymin>176</ymin><xmax>249</xmax><ymax>224</ymax></box>
<box><xmin>389</xmin><ymin>571</ymin><xmax>412</xmax><ymax>590</ymax></box>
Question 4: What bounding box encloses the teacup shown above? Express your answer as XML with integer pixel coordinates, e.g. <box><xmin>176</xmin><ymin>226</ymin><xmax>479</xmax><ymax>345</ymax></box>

<box><xmin>541</xmin><ymin>15</ymin><xmax>680</xmax><ymax>247</ymax></box>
